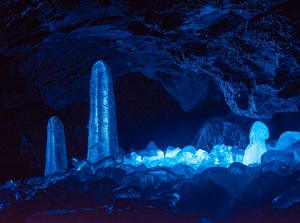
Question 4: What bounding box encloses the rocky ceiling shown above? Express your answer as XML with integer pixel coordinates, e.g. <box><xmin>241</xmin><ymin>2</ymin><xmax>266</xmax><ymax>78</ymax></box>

<box><xmin>1</xmin><ymin>0</ymin><xmax>299</xmax><ymax>117</ymax></box>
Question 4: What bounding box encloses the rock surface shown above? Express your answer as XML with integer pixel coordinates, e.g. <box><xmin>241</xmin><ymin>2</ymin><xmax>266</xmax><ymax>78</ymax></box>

<box><xmin>1</xmin><ymin>0</ymin><xmax>299</xmax><ymax>117</ymax></box>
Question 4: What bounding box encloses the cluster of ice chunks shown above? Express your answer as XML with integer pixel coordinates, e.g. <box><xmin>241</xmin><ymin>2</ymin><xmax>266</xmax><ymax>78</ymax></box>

<box><xmin>2</xmin><ymin>142</ymin><xmax>300</xmax><ymax>217</ymax></box>
<box><xmin>270</xmin><ymin>131</ymin><xmax>300</xmax><ymax>163</ymax></box>
<box><xmin>123</xmin><ymin>141</ymin><xmax>243</xmax><ymax>170</ymax></box>
<box><xmin>261</xmin><ymin>131</ymin><xmax>300</xmax><ymax>167</ymax></box>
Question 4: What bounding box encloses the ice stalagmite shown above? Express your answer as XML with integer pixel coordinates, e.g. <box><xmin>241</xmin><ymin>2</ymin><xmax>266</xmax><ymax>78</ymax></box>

<box><xmin>44</xmin><ymin>116</ymin><xmax>68</xmax><ymax>175</ymax></box>
<box><xmin>243</xmin><ymin>121</ymin><xmax>269</xmax><ymax>165</ymax></box>
<box><xmin>87</xmin><ymin>60</ymin><xmax>119</xmax><ymax>163</ymax></box>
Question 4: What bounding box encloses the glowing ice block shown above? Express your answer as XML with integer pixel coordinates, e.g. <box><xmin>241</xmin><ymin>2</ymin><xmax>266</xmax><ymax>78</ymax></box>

<box><xmin>44</xmin><ymin>116</ymin><xmax>67</xmax><ymax>176</ymax></box>
<box><xmin>87</xmin><ymin>60</ymin><xmax>119</xmax><ymax>163</ymax></box>
<box><xmin>243</xmin><ymin>121</ymin><xmax>269</xmax><ymax>165</ymax></box>
<box><xmin>275</xmin><ymin>131</ymin><xmax>300</xmax><ymax>150</ymax></box>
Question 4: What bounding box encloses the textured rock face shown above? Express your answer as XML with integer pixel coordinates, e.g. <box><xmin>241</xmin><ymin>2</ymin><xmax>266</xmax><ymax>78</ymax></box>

<box><xmin>1</xmin><ymin>0</ymin><xmax>299</xmax><ymax>118</ymax></box>
<box><xmin>192</xmin><ymin>114</ymin><xmax>248</xmax><ymax>151</ymax></box>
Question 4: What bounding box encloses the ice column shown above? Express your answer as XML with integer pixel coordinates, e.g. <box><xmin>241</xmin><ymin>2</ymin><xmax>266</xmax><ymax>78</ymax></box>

<box><xmin>44</xmin><ymin>116</ymin><xmax>68</xmax><ymax>176</ymax></box>
<box><xmin>243</xmin><ymin>121</ymin><xmax>269</xmax><ymax>165</ymax></box>
<box><xmin>87</xmin><ymin>60</ymin><xmax>119</xmax><ymax>163</ymax></box>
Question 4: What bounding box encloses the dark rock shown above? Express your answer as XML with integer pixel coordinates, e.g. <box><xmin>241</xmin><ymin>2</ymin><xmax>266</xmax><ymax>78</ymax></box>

<box><xmin>272</xmin><ymin>184</ymin><xmax>300</xmax><ymax>209</ymax></box>
<box><xmin>0</xmin><ymin>0</ymin><xmax>299</xmax><ymax>117</ymax></box>
<box><xmin>229</xmin><ymin>162</ymin><xmax>259</xmax><ymax>186</ymax></box>
<box><xmin>192</xmin><ymin>114</ymin><xmax>248</xmax><ymax>151</ymax></box>
<box><xmin>260</xmin><ymin>160</ymin><xmax>292</xmax><ymax>177</ymax></box>
<box><xmin>177</xmin><ymin>176</ymin><xmax>236</xmax><ymax>217</ymax></box>
<box><xmin>261</xmin><ymin>149</ymin><xmax>296</xmax><ymax>167</ymax></box>
<box><xmin>242</xmin><ymin>171</ymin><xmax>293</xmax><ymax>205</ymax></box>
<box><xmin>87</xmin><ymin>177</ymin><xmax>118</xmax><ymax>201</ymax></box>
<box><xmin>199</xmin><ymin>167</ymin><xmax>245</xmax><ymax>199</ymax></box>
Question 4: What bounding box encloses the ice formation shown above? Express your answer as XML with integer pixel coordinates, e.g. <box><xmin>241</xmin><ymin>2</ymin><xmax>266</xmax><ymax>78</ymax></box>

<box><xmin>275</xmin><ymin>131</ymin><xmax>300</xmax><ymax>150</ymax></box>
<box><xmin>44</xmin><ymin>116</ymin><xmax>68</xmax><ymax>176</ymax></box>
<box><xmin>87</xmin><ymin>60</ymin><xmax>119</xmax><ymax>163</ymax></box>
<box><xmin>124</xmin><ymin>143</ymin><xmax>242</xmax><ymax>170</ymax></box>
<box><xmin>243</xmin><ymin>121</ymin><xmax>269</xmax><ymax>165</ymax></box>
<box><xmin>2</xmin><ymin>97</ymin><xmax>300</xmax><ymax>220</ymax></box>
<box><xmin>2</xmin><ymin>61</ymin><xmax>300</xmax><ymax>223</ymax></box>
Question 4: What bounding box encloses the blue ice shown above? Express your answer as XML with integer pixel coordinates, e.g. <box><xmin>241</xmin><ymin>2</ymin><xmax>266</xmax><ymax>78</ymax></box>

<box><xmin>243</xmin><ymin>121</ymin><xmax>269</xmax><ymax>165</ymax></box>
<box><xmin>44</xmin><ymin>116</ymin><xmax>68</xmax><ymax>176</ymax></box>
<box><xmin>123</xmin><ymin>143</ymin><xmax>245</xmax><ymax>170</ymax></box>
<box><xmin>275</xmin><ymin>131</ymin><xmax>300</xmax><ymax>150</ymax></box>
<box><xmin>87</xmin><ymin>60</ymin><xmax>119</xmax><ymax>163</ymax></box>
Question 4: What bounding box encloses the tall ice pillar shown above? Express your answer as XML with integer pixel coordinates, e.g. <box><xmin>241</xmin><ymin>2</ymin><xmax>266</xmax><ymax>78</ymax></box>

<box><xmin>44</xmin><ymin>116</ymin><xmax>68</xmax><ymax>175</ymax></box>
<box><xmin>87</xmin><ymin>60</ymin><xmax>119</xmax><ymax>163</ymax></box>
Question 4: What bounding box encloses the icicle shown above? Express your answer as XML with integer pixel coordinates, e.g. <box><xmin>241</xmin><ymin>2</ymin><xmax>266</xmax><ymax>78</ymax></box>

<box><xmin>44</xmin><ymin>116</ymin><xmax>67</xmax><ymax>175</ymax></box>
<box><xmin>87</xmin><ymin>60</ymin><xmax>119</xmax><ymax>163</ymax></box>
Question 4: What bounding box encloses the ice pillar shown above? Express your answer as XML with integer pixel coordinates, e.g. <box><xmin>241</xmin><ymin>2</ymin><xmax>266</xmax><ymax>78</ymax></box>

<box><xmin>243</xmin><ymin>121</ymin><xmax>269</xmax><ymax>165</ymax></box>
<box><xmin>44</xmin><ymin>116</ymin><xmax>68</xmax><ymax>176</ymax></box>
<box><xmin>87</xmin><ymin>60</ymin><xmax>119</xmax><ymax>163</ymax></box>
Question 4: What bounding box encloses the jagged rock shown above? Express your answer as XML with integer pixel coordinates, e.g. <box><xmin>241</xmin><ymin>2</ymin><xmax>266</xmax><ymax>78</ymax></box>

<box><xmin>0</xmin><ymin>0</ymin><xmax>299</xmax><ymax>117</ymax></box>
<box><xmin>192</xmin><ymin>114</ymin><xmax>248</xmax><ymax>151</ymax></box>
<box><xmin>261</xmin><ymin>149</ymin><xmax>296</xmax><ymax>167</ymax></box>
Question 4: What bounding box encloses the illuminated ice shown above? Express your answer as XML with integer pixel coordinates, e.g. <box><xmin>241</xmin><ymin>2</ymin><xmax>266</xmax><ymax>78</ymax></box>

<box><xmin>208</xmin><ymin>144</ymin><xmax>235</xmax><ymax>166</ymax></box>
<box><xmin>87</xmin><ymin>60</ymin><xmax>119</xmax><ymax>163</ymax></box>
<box><xmin>165</xmin><ymin>146</ymin><xmax>181</xmax><ymax>158</ymax></box>
<box><xmin>123</xmin><ymin>143</ymin><xmax>243</xmax><ymax>171</ymax></box>
<box><xmin>136</xmin><ymin>141</ymin><xmax>161</xmax><ymax>157</ymax></box>
<box><xmin>243</xmin><ymin>121</ymin><xmax>269</xmax><ymax>165</ymax></box>
<box><xmin>44</xmin><ymin>116</ymin><xmax>68</xmax><ymax>176</ymax></box>
<box><xmin>287</xmin><ymin>140</ymin><xmax>300</xmax><ymax>163</ymax></box>
<box><xmin>275</xmin><ymin>131</ymin><xmax>300</xmax><ymax>150</ymax></box>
